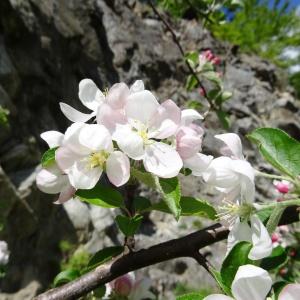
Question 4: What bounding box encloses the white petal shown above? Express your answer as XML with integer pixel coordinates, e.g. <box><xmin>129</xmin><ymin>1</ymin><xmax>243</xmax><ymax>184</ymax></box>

<box><xmin>232</xmin><ymin>264</ymin><xmax>272</xmax><ymax>300</ymax></box>
<box><xmin>59</xmin><ymin>102</ymin><xmax>94</xmax><ymax>122</ymax></box>
<box><xmin>130</xmin><ymin>278</ymin><xmax>155</xmax><ymax>300</ymax></box>
<box><xmin>36</xmin><ymin>165</ymin><xmax>69</xmax><ymax>194</ymax></box>
<box><xmin>106</xmin><ymin>151</ymin><xmax>130</xmax><ymax>187</ymax></box>
<box><xmin>106</xmin><ymin>82</ymin><xmax>130</xmax><ymax>109</ymax></box>
<box><xmin>130</xmin><ymin>80</ymin><xmax>145</xmax><ymax>93</ymax></box>
<box><xmin>125</xmin><ymin>90</ymin><xmax>159</xmax><ymax>124</ymax></box>
<box><xmin>55</xmin><ymin>146</ymin><xmax>83</xmax><ymax>173</ymax></box>
<box><xmin>278</xmin><ymin>283</ymin><xmax>300</xmax><ymax>300</ymax></box>
<box><xmin>143</xmin><ymin>142</ymin><xmax>183</xmax><ymax>178</ymax></box>
<box><xmin>203</xmin><ymin>295</ymin><xmax>234</xmax><ymax>300</ymax></box>
<box><xmin>227</xmin><ymin>219</ymin><xmax>252</xmax><ymax>253</ymax></box>
<box><xmin>181</xmin><ymin>109</ymin><xmax>203</xmax><ymax>125</ymax></box>
<box><xmin>148</xmin><ymin>99</ymin><xmax>181</xmax><ymax>139</ymax></box>
<box><xmin>78</xmin><ymin>79</ymin><xmax>104</xmax><ymax>111</ymax></box>
<box><xmin>40</xmin><ymin>131</ymin><xmax>64</xmax><ymax>148</ymax></box>
<box><xmin>68</xmin><ymin>160</ymin><xmax>102</xmax><ymax>189</ymax></box>
<box><xmin>79</xmin><ymin>124</ymin><xmax>113</xmax><ymax>152</ymax></box>
<box><xmin>55</xmin><ymin>185</ymin><xmax>76</xmax><ymax>204</ymax></box>
<box><xmin>249</xmin><ymin>215</ymin><xmax>272</xmax><ymax>260</ymax></box>
<box><xmin>113</xmin><ymin>125</ymin><xmax>145</xmax><ymax>160</ymax></box>
<box><xmin>184</xmin><ymin>153</ymin><xmax>213</xmax><ymax>176</ymax></box>
<box><xmin>215</xmin><ymin>133</ymin><xmax>244</xmax><ymax>159</ymax></box>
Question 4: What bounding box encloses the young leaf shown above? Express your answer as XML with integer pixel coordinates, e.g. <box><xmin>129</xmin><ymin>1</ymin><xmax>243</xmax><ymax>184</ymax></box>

<box><xmin>260</xmin><ymin>246</ymin><xmax>288</xmax><ymax>271</ymax></box>
<box><xmin>186</xmin><ymin>75</ymin><xmax>198</xmax><ymax>91</ymax></box>
<box><xmin>41</xmin><ymin>147</ymin><xmax>57</xmax><ymax>167</ymax></box>
<box><xmin>203</xmin><ymin>71</ymin><xmax>222</xmax><ymax>87</ymax></box>
<box><xmin>248</xmin><ymin>128</ymin><xmax>300</xmax><ymax>178</ymax></box>
<box><xmin>131</xmin><ymin>167</ymin><xmax>156</xmax><ymax>189</ymax></box>
<box><xmin>220</xmin><ymin>241</ymin><xmax>253</xmax><ymax>292</ymax></box>
<box><xmin>156</xmin><ymin>177</ymin><xmax>181</xmax><ymax>221</ymax></box>
<box><xmin>53</xmin><ymin>269</ymin><xmax>80</xmax><ymax>287</ymax></box>
<box><xmin>87</xmin><ymin>246</ymin><xmax>124</xmax><ymax>271</ymax></box>
<box><xmin>133</xmin><ymin>196</ymin><xmax>152</xmax><ymax>213</ymax></box>
<box><xmin>176</xmin><ymin>293</ymin><xmax>205</xmax><ymax>300</ymax></box>
<box><xmin>216</xmin><ymin>109</ymin><xmax>230</xmax><ymax>129</ymax></box>
<box><xmin>115</xmin><ymin>215</ymin><xmax>143</xmax><ymax>236</ymax></box>
<box><xmin>75</xmin><ymin>184</ymin><xmax>123</xmax><ymax>208</ymax></box>
<box><xmin>93</xmin><ymin>285</ymin><xmax>106</xmax><ymax>298</ymax></box>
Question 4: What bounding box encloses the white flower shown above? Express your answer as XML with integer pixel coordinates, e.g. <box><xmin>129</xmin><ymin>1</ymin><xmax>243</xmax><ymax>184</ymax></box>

<box><xmin>55</xmin><ymin>123</ymin><xmax>130</xmax><ymax>189</ymax></box>
<box><xmin>0</xmin><ymin>241</ymin><xmax>9</xmax><ymax>265</ymax></box>
<box><xmin>113</xmin><ymin>91</ymin><xmax>183</xmax><ymax>178</ymax></box>
<box><xmin>36</xmin><ymin>130</ymin><xmax>75</xmax><ymax>204</ymax></box>
<box><xmin>203</xmin><ymin>265</ymin><xmax>272</xmax><ymax>300</ymax></box>
<box><xmin>278</xmin><ymin>283</ymin><xmax>300</xmax><ymax>300</ymax></box>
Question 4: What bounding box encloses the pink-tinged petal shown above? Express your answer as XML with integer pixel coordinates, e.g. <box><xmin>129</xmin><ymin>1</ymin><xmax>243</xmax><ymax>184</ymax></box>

<box><xmin>68</xmin><ymin>160</ymin><xmax>102</xmax><ymax>189</ymax></box>
<box><xmin>130</xmin><ymin>277</ymin><xmax>155</xmax><ymax>300</ymax></box>
<box><xmin>125</xmin><ymin>90</ymin><xmax>159</xmax><ymax>124</ymax></box>
<box><xmin>148</xmin><ymin>99</ymin><xmax>181</xmax><ymax>139</ymax></box>
<box><xmin>215</xmin><ymin>133</ymin><xmax>244</xmax><ymax>159</ymax></box>
<box><xmin>231</xmin><ymin>265</ymin><xmax>272</xmax><ymax>300</ymax></box>
<box><xmin>183</xmin><ymin>153</ymin><xmax>213</xmax><ymax>176</ymax></box>
<box><xmin>249</xmin><ymin>215</ymin><xmax>272</xmax><ymax>260</ymax></box>
<box><xmin>106</xmin><ymin>82</ymin><xmax>130</xmax><ymax>109</ymax></box>
<box><xmin>227</xmin><ymin>219</ymin><xmax>252</xmax><ymax>252</ymax></box>
<box><xmin>203</xmin><ymin>295</ymin><xmax>234</xmax><ymax>300</ymax></box>
<box><xmin>78</xmin><ymin>79</ymin><xmax>104</xmax><ymax>111</ymax></box>
<box><xmin>278</xmin><ymin>283</ymin><xmax>300</xmax><ymax>300</ymax></box>
<box><xmin>181</xmin><ymin>109</ymin><xmax>203</xmax><ymax>125</ymax></box>
<box><xmin>79</xmin><ymin>124</ymin><xmax>113</xmax><ymax>152</ymax></box>
<box><xmin>143</xmin><ymin>142</ymin><xmax>183</xmax><ymax>178</ymax></box>
<box><xmin>176</xmin><ymin>126</ymin><xmax>203</xmax><ymax>159</ymax></box>
<box><xmin>113</xmin><ymin>125</ymin><xmax>145</xmax><ymax>160</ymax></box>
<box><xmin>55</xmin><ymin>146</ymin><xmax>82</xmax><ymax>173</ymax></box>
<box><xmin>59</xmin><ymin>102</ymin><xmax>94</xmax><ymax>123</ymax></box>
<box><xmin>96</xmin><ymin>103</ymin><xmax>127</xmax><ymax>133</ymax></box>
<box><xmin>130</xmin><ymin>80</ymin><xmax>144</xmax><ymax>93</ymax></box>
<box><xmin>55</xmin><ymin>185</ymin><xmax>76</xmax><ymax>204</ymax></box>
<box><xmin>36</xmin><ymin>165</ymin><xmax>69</xmax><ymax>194</ymax></box>
<box><xmin>106</xmin><ymin>151</ymin><xmax>130</xmax><ymax>187</ymax></box>
<box><xmin>40</xmin><ymin>131</ymin><xmax>64</xmax><ymax>148</ymax></box>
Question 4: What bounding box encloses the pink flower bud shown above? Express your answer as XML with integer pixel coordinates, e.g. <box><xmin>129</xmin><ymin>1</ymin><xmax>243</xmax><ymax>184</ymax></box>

<box><xmin>275</xmin><ymin>182</ymin><xmax>290</xmax><ymax>194</ymax></box>
<box><xmin>111</xmin><ymin>274</ymin><xmax>133</xmax><ymax>296</ymax></box>
<box><xmin>199</xmin><ymin>88</ymin><xmax>205</xmax><ymax>96</ymax></box>
<box><xmin>203</xmin><ymin>50</ymin><xmax>213</xmax><ymax>61</ymax></box>
<box><xmin>212</xmin><ymin>56</ymin><xmax>221</xmax><ymax>65</ymax></box>
<box><xmin>271</xmin><ymin>233</ymin><xmax>279</xmax><ymax>243</ymax></box>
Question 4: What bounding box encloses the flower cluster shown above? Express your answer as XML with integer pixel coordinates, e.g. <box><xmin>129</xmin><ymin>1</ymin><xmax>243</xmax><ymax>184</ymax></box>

<box><xmin>37</xmin><ymin>79</ymin><xmax>212</xmax><ymax>202</ymax></box>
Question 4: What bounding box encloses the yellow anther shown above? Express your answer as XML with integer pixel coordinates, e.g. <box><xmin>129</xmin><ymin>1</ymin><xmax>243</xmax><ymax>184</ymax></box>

<box><xmin>88</xmin><ymin>151</ymin><xmax>109</xmax><ymax>169</ymax></box>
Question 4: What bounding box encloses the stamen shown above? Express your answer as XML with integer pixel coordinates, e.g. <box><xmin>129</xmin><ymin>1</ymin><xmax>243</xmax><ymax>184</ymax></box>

<box><xmin>88</xmin><ymin>150</ymin><xmax>109</xmax><ymax>169</ymax></box>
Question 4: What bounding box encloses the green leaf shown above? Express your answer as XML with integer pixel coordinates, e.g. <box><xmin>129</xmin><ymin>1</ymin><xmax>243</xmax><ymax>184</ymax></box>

<box><xmin>220</xmin><ymin>241</ymin><xmax>253</xmax><ymax>292</ymax></box>
<box><xmin>273</xmin><ymin>281</ymin><xmax>288</xmax><ymax>300</ymax></box>
<box><xmin>256</xmin><ymin>207</ymin><xmax>273</xmax><ymax>224</ymax></box>
<box><xmin>185</xmin><ymin>51</ymin><xmax>199</xmax><ymax>67</ymax></box>
<box><xmin>87</xmin><ymin>246</ymin><xmax>124</xmax><ymax>271</ymax></box>
<box><xmin>203</xmin><ymin>71</ymin><xmax>222</xmax><ymax>87</ymax></box>
<box><xmin>266</xmin><ymin>206</ymin><xmax>284</xmax><ymax>234</ymax></box>
<box><xmin>248</xmin><ymin>128</ymin><xmax>300</xmax><ymax>178</ymax></box>
<box><xmin>261</xmin><ymin>246</ymin><xmax>288</xmax><ymax>271</ymax></box>
<box><xmin>186</xmin><ymin>75</ymin><xmax>198</xmax><ymax>91</ymax></box>
<box><xmin>216</xmin><ymin>110</ymin><xmax>230</xmax><ymax>129</ymax></box>
<box><xmin>53</xmin><ymin>269</ymin><xmax>80</xmax><ymax>287</ymax></box>
<box><xmin>156</xmin><ymin>177</ymin><xmax>181</xmax><ymax>220</ymax></box>
<box><xmin>41</xmin><ymin>147</ymin><xmax>57</xmax><ymax>167</ymax></box>
<box><xmin>210</xmin><ymin>269</ymin><xmax>231</xmax><ymax>295</ymax></box>
<box><xmin>221</xmin><ymin>91</ymin><xmax>233</xmax><ymax>102</ymax></box>
<box><xmin>151</xmin><ymin>197</ymin><xmax>217</xmax><ymax>220</ymax></box>
<box><xmin>133</xmin><ymin>196</ymin><xmax>152</xmax><ymax>213</ymax></box>
<box><xmin>176</xmin><ymin>293</ymin><xmax>205</xmax><ymax>300</ymax></box>
<box><xmin>93</xmin><ymin>285</ymin><xmax>106</xmax><ymax>298</ymax></box>
<box><xmin>76</xmin><ymin>184</ymin><xmax>123</xmax><ymax>208</ymax></box>
<box><xmin>186</xmin><ymin>100</ymin><xmax>203</xmax><ymax>110</ymax></box>
<box><xmin>115</xmin><ymin>215</ymin><xmax>143</xmax><ymax>236</ymax></box>
<box><xmin>131</xmin><ymin>167</ymin><xmax>156</xmax><ymax>189</ymax></box>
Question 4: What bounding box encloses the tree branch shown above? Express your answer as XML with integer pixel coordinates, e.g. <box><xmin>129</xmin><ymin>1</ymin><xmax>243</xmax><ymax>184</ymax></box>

<box><xmin>35</xmin><ymin>206</ymin><xmax>299</xmax><ymax>300</ymax></box>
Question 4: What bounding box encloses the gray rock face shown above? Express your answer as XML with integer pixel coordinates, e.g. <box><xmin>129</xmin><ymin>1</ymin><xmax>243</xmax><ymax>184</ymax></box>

<box><xmin>0</xmin><ymin>0</ymin><xmax>299</xmax><ymax>298</ymax></box>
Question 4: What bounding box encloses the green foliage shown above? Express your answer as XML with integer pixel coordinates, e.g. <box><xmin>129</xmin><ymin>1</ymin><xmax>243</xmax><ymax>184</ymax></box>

<box><xmin>261</xmin><ymin>246</ymin><xmax>288</xmax><ymax>271</ymax></box>
<box><xmin>115</xmin><ymin>214</ymin><xmax>143</xmax><ymax>236</ymax></box>
<box><xmin>41</xmin><ymin>147</ymin><xmax>57</xmax><ymax>167</ymax></box>
<box><xmin>176</xmin><ymin>293</ymin><xmax>205</xmax><ymax>300</ymax></box>
<box><xmin>53</xmin><ymin>269</ymin><xmax>80</xmax><ymax>287</ymax></box>
<box><xmin>0</xmin><ymin>105</ymin><xmax>9</xmax><ymax>127</ymax></box>
<box><xmin>151</xmin><ymin>196</ymin><xmax>217</xmax><ymax>220</ymax></box>
<box><xmin>248</xmin><ymin>128</ymin><xmax>300</xmax><ymax>178</ymax></box>
<box><xmin>133</xmin><ymin>196</ymin><xmax>152</xmax><ymax>213</ymax></box>
<box><xmin>76</xmin><ymin>184</ymin><xmax>124</xmax><ymax>208</ymax></box>
<box><xmin>60</xmin><ymin>249</ymin><xmax>90</xmax><ymax>272</ymax></box>
<box><xmin>156</xmin><ymin>176</ymin><xmax>182</xmax><ymax>220</ymax></box>
<box><xmin>86</xmin><ymin>246</ymin><xmax>124</xmax><ymax>272</ymax></box>
<box><xmin>220</xmin><ymin>241</ymin><xmax>253</xmax><ymax>294</ymax></box>
<box><xmin>131</xmin><ymin>167</ymin><xmax>156</xmax><ymax>189</ymax></box>
<box><xmin>175</xmin><ymin>283</ymin><xmax>213</xmax><ymax>298</ymax></box>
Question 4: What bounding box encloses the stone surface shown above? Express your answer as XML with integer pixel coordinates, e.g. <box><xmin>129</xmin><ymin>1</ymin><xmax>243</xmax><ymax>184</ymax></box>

<box><xmin>0</xmin><ymin>0</ymin><xmax>299</xmax><ymax>298</ymax></box>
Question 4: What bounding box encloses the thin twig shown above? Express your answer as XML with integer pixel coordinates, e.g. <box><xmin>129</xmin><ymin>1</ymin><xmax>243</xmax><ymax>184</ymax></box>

<box><xmin>148</xmin><ymin>1</ymin><xmax>216</xmax><ymax>110</ymax></box>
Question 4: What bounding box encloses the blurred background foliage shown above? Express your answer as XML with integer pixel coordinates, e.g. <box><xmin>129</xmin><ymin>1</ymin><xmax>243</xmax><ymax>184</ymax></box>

<box><xmin>157</xmin><ymin>0</ymin><xmax>300</xmax><ymax>98</ymax></box>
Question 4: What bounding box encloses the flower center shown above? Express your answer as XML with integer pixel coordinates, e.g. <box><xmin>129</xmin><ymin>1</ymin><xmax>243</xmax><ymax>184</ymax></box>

<box><xmin>88</xmin><ymin>150</ymin><xmax>109</xmax><ymax>169</ymax></box>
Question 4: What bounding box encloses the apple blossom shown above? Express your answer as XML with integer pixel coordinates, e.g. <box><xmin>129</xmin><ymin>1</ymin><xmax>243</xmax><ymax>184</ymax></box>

<box><xmin>36</xmin><ymin>130</ymin><xmax>75</xmax><ymax>204</ymax></box>
<box><xmin>278</xmin><ymin>283</ymin><xmax>300</xmax><ymax>300</ymax></box>
<box><xmin>0</xmin><ymin>241</ymin><xmax>9</xmax><ymax>265</ymax></box>
<box><xmin>55</xmin><ymin>123</ymin><xmax>130</xmax><ymax>189</ymax></box>
<box><xmin>113</xmin><ymin>91</ymin><xmax>183</xmax><ymax>178</ymax></box>
<box><xmin>203</xmin><ymin>264</ymin><xmax>272</xmax><ymax>300</ymax></box>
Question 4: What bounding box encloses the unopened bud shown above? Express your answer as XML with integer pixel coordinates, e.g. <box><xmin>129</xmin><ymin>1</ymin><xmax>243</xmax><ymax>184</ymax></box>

<box><xmin>112</xmin><ymin>275</ymin><xmax>133</xmax><ymax>296</ymax></box>
<box><xmin>271</xmin><ymin>233</ymin><xmax>279</xmax><ymax>243</ymax></box>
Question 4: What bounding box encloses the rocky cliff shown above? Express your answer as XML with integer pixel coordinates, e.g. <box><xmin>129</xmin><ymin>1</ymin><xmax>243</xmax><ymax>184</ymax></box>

<box><xmin>0</xmin><ymin>0</ymin><xmax>300</xmax><ymax>299</ymax></box>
